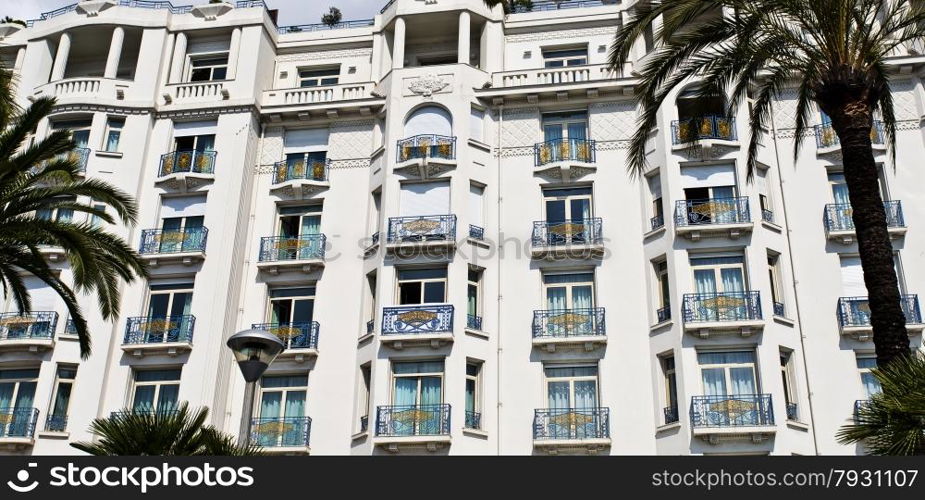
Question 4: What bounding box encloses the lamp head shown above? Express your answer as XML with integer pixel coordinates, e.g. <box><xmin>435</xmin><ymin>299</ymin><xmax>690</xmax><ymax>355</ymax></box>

<box><xmin>226</xmin><ymin>329</ymin><xmax>286</xmax><ymax>382</ymax></box>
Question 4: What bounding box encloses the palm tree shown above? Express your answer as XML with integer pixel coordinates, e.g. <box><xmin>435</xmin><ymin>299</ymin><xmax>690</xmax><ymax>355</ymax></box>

<box><xmin>71</xmin><ymin>403</ymin><xmax>263</xmax><ymax>456</ymax></box>
<box><xmin>605</xmin><ymin>0</ymin><xmax>925</xmax><ymax>365</ymax></box>
<box><xmin>837</xmin><ymin>353</ymin><xmax>925</xmax><ymax>455</ymax></box>
<box><xmin>482</xmin><ymin>0</ymin><xmax>534</xmax><ymax>14</ymax></box>
<box><xmin>0</xmin><ymin>65</ymin><xmax>147</xmax><ymax>358</ymax></box>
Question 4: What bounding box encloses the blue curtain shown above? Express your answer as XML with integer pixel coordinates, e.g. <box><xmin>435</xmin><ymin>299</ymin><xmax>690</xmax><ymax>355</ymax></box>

<box><xmin>700</xmin><ymin>368</ymin><xmax>726</xmax><ymax>397</ymax></box>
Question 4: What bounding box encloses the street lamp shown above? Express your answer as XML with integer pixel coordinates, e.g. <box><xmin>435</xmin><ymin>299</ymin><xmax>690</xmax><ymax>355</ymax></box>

<box><xmin>227</xmin><ymin>329</ymin><xmax>286</xmax><ymax>446</ymax></box>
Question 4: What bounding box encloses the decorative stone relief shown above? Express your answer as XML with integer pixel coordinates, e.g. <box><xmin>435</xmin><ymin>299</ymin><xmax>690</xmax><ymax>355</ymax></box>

<box><xmin>276</xmin><ymin>48</ymin><xmax>373</xmax><ymax>63</ymax></box>
<box><xmin>260</xmin><ymin>127</ymin><xmax>284</xmax><ymax>165</ymax></box>
<box><xmin>505</xmin><ymin>26</ymin><xmax>618</xmax><ymax>43</ymax></box>
<box><xmin>501</xmin><ymin>107</ymin><xmax>540</xmax><ymax>147</ymax></box>
<box><xmin>408</xmin><ymin>74</ymin><xmax>450</xmax><ymax>98</ymax></box>
<box><xmin>589</xmin><ymin>101</ymin><xmax>637</xmax><ymax>141</ymax></box>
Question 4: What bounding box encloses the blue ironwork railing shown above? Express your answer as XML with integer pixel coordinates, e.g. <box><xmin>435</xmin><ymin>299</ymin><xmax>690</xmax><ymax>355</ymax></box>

<box><xmin>235</xmin><ymin>0</ymin><xmax>267</xmax><ymax>8</ymax></box>
<box><xmin>762</xmin><ymin>209</ymin><xmax>774</xmax><ymax>223</ymax></box>
<box><xmin>837</xmin><ymin>295</ymin><xmax>922</xmax><ymax>328</ymax></box>
<box><xmin>159</xmin><ymin>150</ymin><xmax>216</xmax><ymax>177</ymax></box>
<box><xmin>534</xmin><ymin>138</ymin><xmax>596</xmax><ymax>166</ymax></box>
<box><xmin>278</xmin><ymin>19</ymin><xmax>375</xmax><ymax>34</ymax></box>
<box><xmin>513</xmin><ymin>0</ymin><xmax>609</xmax><ymax>13</ymax></box>
<box><xmin>250</xmin><ymin>416</ymin><xmax>311</xmax><ymax>448</ymax></box>
<box><xmin>366</xmin><ymin>319</ymin><xmax>374</xmax><ymax>335</ymax></box>
<box><xmin>140</xmin><ymin>227</ymin><xmax>208</xmax><ymax>255</ymax></box>
<box><xmin>675</xmin><ymin>197</ymin><xmax>751</xmax><ymax>226</ymax></box>
<box><xmin>124</xmin><ymin>315</ymin><xmax>195</xmax><ymax>345</ymax></box>
<box><xmin>110</xmin><ymin>409</ymin><xmax>179</xmax><ymax>419</ymax></box>
<box><xmin>370</xmin><ymin>232</ymin><xmax>380</xmax><ymax>246</ymax></box>
<box><xmin>467</xmin><ymin>314</ymin><xmax>482</xmax><ymax>331</ymax></box>
<box><xmin>387</xmin><ymin>215</ymin><xmax>456</xmax><ymax>243</ymax></box>
<box><xmin>690</xmin><ymin>394</ymin><xmax>774</xmax><ymax>428</ymax></box>
<box><xmin>786</xmin><ymin>403</ymin><xmax>798</xmax><ymax>421</ymax></box>
<box><xmin>0</xmin><ymin>408</ymin><xmax>39</xmax><ymax>438</ymax></box>
<box><xmin>664</xmin><ymin>406</ymin><xmax>679</xmax><ymax>425</ymax></box>
<box><xmin>657</xmin><ymin>306</ymin><xmax>671</xmax><ymax>323</ymax></box>
<box><xmin>0</xmin><ymin>311</ymin><xmax>58</xmax><ymax>341</ymax></box>
<box><xmin>381</xmin><ymin>305</ymin><xmax>454</xmax><ymax>336</ymax></box>
<box><xmin>683</xmin><ymin>291</ymin><xmax>763</xmax><ymax>323</ymax></box>
<box><xmin>396</xmin><ymin>135</ymin><xmax>457</xmax><ymax>162</ymax></box>
<box><xmin>465</xmin><ymin>410</ymin><xmax>481</xmax><ymax>430</ymax></box>
<box><xmin>650</xmin><ymin>215</ymin><xmax>665</xmax><ymax>231</ymax></box>
<box><xmin>469</xmin><ymin>225</ymin><xmax>485</xmax><ymax>240</ymax></box>
<box><xmin>815</xmin><ymin>121</ymin><xmax>884</xmax><ymax>148</ymax></box>
<box><xmin>259</xmin><ymin>234</ymin><xmax>326</xmax><ymax>262</ymax></box>
<box><xmin>533</xmin><ymin>407</ymin><xmax>610</xmax><ymax>440</ymax></box>
<box><xmin>64</xmin><ymin>319</ymin><xmax>77</xmax><ymax>336</ymax></box>
<box><xmin>45</xmin><ymin>414</ymin><xmax>68</xmax><ymax>432</ymax></box>
<box><xmin>272</xmin><ymin>157</ymin><xmax>328</xmax><ymax>184</ymax></box>
<box><xmin>823</xmin><ymin>201</ymin><xmax>905</xmax><ymax>232</ymax></box>
<box><xmin>532</xmin><ymin>307</ymin><xmax>606</xmax><ymax>339</ymax></box>
<box><xmin>671</xmin><ymin>116</ymin><xmax>737</xmax><ymax>143</ymax></box>
<box><xmin>773</xmin><ymin>302</ymin><xmax>785</xmax><ymax>317</ymax></box>
<box><xmin>853</xmin><ymin>399</ymin><xmax>871</xmax><ymax>424</ymax></box>
<box><xmin>376</xmin><ymin>404</ymin><xmax>451</xmax><ymax>437</ymax></box>
<box><xmin>360</xmin><ymin>415</ymin><xmax>369</xmax><ymax>432</ymax></box>
<box><xmin>532</xmin><ymin>218</ymin><xmax>603</xmax><ymax>246</ymax></box>
<box><xmin>251</xmin><ymin>322</ymin><xmax>319</xmax><ymax>350</ymax></box>
<box><xmin>117</xmin><ymin>1</ymin><xmax>192</xmax><ymax>14</ymax></box>
<box><xmin>59</xmin><ymin>147</ymin><xmax>90</xmax><ymax>172</ymax></box>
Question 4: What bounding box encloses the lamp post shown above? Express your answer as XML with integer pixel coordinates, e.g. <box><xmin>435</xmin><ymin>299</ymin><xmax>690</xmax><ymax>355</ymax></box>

<box><xmin>227</xmin><ymin>329</ymin><xmax>286</xmax><ymax>447</ymax></box>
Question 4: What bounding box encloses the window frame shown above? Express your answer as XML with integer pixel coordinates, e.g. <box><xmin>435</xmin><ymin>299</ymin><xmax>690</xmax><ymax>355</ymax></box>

<box><xmin>187</xmin><ymin>52</ymin><xmax>229</xmax><ymax>82</ymax></box>
<box><xmin>267</xmin><ymin>287</ymin><xmax>316</xmax><ymax>325</ymax></box>
<box><xmin>256</xmin><ymin>373</ymin><xmax>309</xmax><ymax>419</ymax></box>
<box><xmin>697</xmin><ymin>351</ymin><xmax>759</xmax><ymax>396</ymax></box>
<box><xmin>48</xmin><ymin>364</ymin><xmax>77</xmax><ymax>422</ymax></box>
<box><xmin>396</xmin><ymin>267</ymin><xmax>448</xmax><ymax>305</ymax></box>
<box><xmin>541</xmin><ymin>47</ymin><xmax>589</xmax><ymax>68</ymax></box>
<box><xmin>297</xmin><ymin>65</ymin><xmax>340</xmax><ymax>88</ymax></box>
<box><xmin>103</xmin><ymin>117</ymin><xmax>124</xmax><ymax>152</ymax></box>
<box><xmin>465</xmin><ymin>361</ymin><xmax>483</xmax><ymax>423</ymax></box>
<box><xmin>130</xmin><ymin>369</ymin><xmax>181</xmax><ymax>412</ymax></box>
<box><xmin>389</xmin><ymin>360</ymin><xmax>445</xmax><ymax>406</ymax></box>
<box><xmin>543</xmin><ymin>364</ymin><xmax>600</xmax><ymax>409</ymax></box>
<box><xmin>542</xmin><ymin>271</ymin><xmax>596</xmax><ymax>310</ymax></box>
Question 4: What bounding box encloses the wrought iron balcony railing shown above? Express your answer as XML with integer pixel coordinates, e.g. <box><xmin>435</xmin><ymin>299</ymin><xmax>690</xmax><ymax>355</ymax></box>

<box><xmin>786</xmin><ymin>403</ymin><xmax>798</xmax><ymax>421</ymax></box>
<box><xmin>387</xmin><ymin>215</ymin><xmax>456</xmax><ymax>243</ymax></box>
<box><xmin>650</xmin><ymin>214</ymin><xmax>665</xmax><ymax>231</ymax></box>
<box><xmin>251</xmin><ymin>322</ymin><xmax>319</xmax><ymax>350</ymax></box>
<box><xmin>469</xmin><ymin>224</ymin><xmax>484</xmax><ymax>240</ymax></box>
<box><xmin>815</xmin><ymin>121</ymin><xmax>884</xmax><ymax>149</ymax></box>
<box><xmin>675</xmin><ymin>197</ymin><xmax>751</xmax><ymax>226</ymax></box>
<box><xmin>250</xmin><ymin>416</ymin><xmax>311</xmax><ymax>448</ymax></box>
<box><xmin>57</xmin><ymin>147</ymin><xmax>90</xmax><ymax>173</ymax></box>
<box><xmin>853</xmin><ymin>399</ymin><xmax>871</xmax><ymax>424</ymax></box>
<box><xmin>467</xmin><ymin>314</ymin><xmax>482</xmax><ymax>331</ymax></box>
<box><xmin>534</xmin><ymin>138</ymin><xmax>597</xmax><ymax>166</ymax></box>
<box><xmin>45</xmin><ymin>414</ymin><xmax>68</xmax><ymax>432</ymax></box>
<box><xmin>773</xmin><ymin>302</ymin><xmax>785</xmax><ymax>317</ymax></box>
<box><xmin>360</xmin><ymin>415</ymin><xmax>369</xmax><ymax>432</ymax></box>
<box><xmin>123</xmin><ymin>315</ymin><xmax>195</xmax><ymax>345</ymax></box>
<box><xmin>532</xmin><ymin>218</ymin><xmax>603</xmax><ymax>246</ymax></box>
<box><xmin>375</xmin><ymin>404</ymin><xmax>451</xmax><ymax>437</ymax></box>
<box><xmin>159</xmin><ymin>150</ymin><xmax>216</xmax><ymax>177</ymax></box>
<box><xmin>664</xmin><ymin>406</ymin><xmax>679</xmax><ymax>425</ymax></box>
<box><xmin>837</xmin><ymin>295</ymin><xmax>922</xmax><ymax>328</ymax></box>
<box><xmin>258</xmin><ymin>234</ymin><xmax>326</xmax><ymax>262</ymax></box>
<box><xmin>396</xmin><ymin>135</ymin><xmax>456</xmax><ymax>162</ymax></box>
<box><xmin>140</xmin><ymin>227</ymin><xmax>208</xmax><ymax>255</ymax></box>
<box><xmin>465</xmin><ymin>410</ymin><xmax>481</xmax><ymax>430</ymax></box>
<box><xmin>381</xmin><ymin>305</ymin><xmax>454</xmax><ymax>336</ymax></box>
<box><xmin>656</xmin><ymin>306</ymin><xmax>671</xmax><ymax>323</ymax></box>
<box><xmin>683</xmin><ymin>292</ymin><xmax>763</xmax><ymax>323</ymax></box>
<box><xmin>671</xmin><ymin>116</ymin><xmax>736</xmax><ymax>144</ymax></box>
<box><xmin>533</xmin><ymin>407</ymin><xmax>610</xmax><ymax>440</ymax></box>
<box><xmin>64</xmin><ymin>319</ymin><xmax>77</xmax><ymax>335</ymax></box>
<box><xmin>532</xmin><ymin>307</ymin><xmax>606</xmax><ymax>339</ymax></box>
<box><xmin>0</xmin><ymin>407</ymin><xmax>39</xmax><ymax>438</ymax></box>
<box><xmin>823</xmin><ymin>201</ymin><xmax>905</xmax><ymax>232</ymax></box>
<box><xmin>272</xmin><ymin>156</ymin><xmax>328</xmax><ymax>184</ymax></box>
<box><xmin>762</xmin><ymin>209</ymin><xmax>774</xmax><ymax>223</ymax></box>
<box><xmin>690</xmin><ymin>394</ymin><xmax>774</xmax><ymax>428</ymax></box>
<box><xmin>110</xmin><ymin>409</ymin><xmax>179</xmax><ymax>419</ymax></box>
<box><xmin>366</xmin><ymin>319</ymin><xmax>374</xmax><ymax>335</ymax></box>
<box><xmin>370</xmin><ymin>231</ymin><xmax>380</xmax><ymax>246</ymax></box>
<box><xmin>0</xmin><ymin>311</ymin><xmax>58</xmax><ymax>341</ymax></box>
<box><xmin>277</xmin><ymin>19</ymin><xmax>374</xmax><ymax>34</ymax></box>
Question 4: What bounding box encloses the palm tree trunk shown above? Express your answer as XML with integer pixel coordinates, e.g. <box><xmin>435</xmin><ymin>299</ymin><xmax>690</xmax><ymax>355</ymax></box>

<box><xmin>832</xmin><ymin>107</ymin><xmax>910</xmax><ymax>365</ymax></box>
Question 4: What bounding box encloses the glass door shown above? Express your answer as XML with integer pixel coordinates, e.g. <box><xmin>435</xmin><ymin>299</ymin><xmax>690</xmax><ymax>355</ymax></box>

<box><xmin>391</xmin><ymin>361</ymin><xmax>444</xmax><ymax>435</ymax></box>
<box><xmin>146</xmin><ymin>284</ymin><xmax>193</xmax><ymax>342</ymax></box>
<box><xmin>691</xmin><ymin>256</ymin><xmax>747</xmax><ymax>321</ymax></box>
<box><xmin>159</xmin><ymin>216</ymin><xmax>204</xmax><ymax>253</ymax></box>
<box><xmin>268</xmin><ymin>288</ymin><xmax>315</xmax><ymax>348</ymax></box>
<box><xmin>543</xmin><ymin>187</ymin><xmax>593</xmax><ymax>244</ymax></box>
<box><xmin>0</xmin><ymin>369</ymin><xmax>38</xmax><ymax>437</ymax></box>
<box><xmin>397</xmin><ymin>268</ymin><xmax>447</xmax><ymax>305</ymax></box>
<box><xmin>544</xmin><ymin>273</ymin><xmax>595</xmax><ymax>336</ymax></box>
<box><xmin>544</xmin><ymin>366</ymin><xmax>599</xmax><ymax>439</ymax></box>
<box><xmin>277</xmin><ymin>206</ymin><xmax>322</xmax><ymax>260</ymax></box>
<box><xmin>698</xmin><ymin>352</ymin><xmax>759</xmax><ymax>425</ymax></box>
<box><xmin>256</xmin><ymin>374</ymin><xmax>308</xmax><ymax>447</ymax></box>
<box><xmin>131</xmin><ymin>369</ymin><xmax>181</xmax><ymax>414</ymax></box>
<box><xmin>541</xmin><ymin>111</ymin><xmax>588</xmax><ymax>162</ymax></box>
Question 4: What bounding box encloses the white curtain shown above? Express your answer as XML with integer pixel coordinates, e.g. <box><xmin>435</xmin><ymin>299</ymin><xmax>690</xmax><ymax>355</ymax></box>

<box><xmin>405</xmin><ymin>106</ymin><xmax>453</xmax><ymax>137</ymax></box>
<box><xmin>400</xmin><ymin>182</ymin><xmax>450</xmax><ymax>216</ymax></box>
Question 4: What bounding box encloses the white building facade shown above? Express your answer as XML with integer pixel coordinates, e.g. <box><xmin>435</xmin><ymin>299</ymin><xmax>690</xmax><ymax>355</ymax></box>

<box><xmin>0</xmin><ymin>0</ymin><xmax>921</xmax><ymax>456</ymax></box>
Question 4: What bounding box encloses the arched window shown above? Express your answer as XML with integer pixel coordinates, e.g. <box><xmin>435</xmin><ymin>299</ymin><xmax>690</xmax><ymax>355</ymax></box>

<box><xmin>404</xmin><ymin>106</ymin><xmax>453</xmax><ymax>138</ymax></box>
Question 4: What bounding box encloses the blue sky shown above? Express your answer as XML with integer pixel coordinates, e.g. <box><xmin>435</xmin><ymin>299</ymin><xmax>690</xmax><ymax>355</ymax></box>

<box><xmin>2</xmin><ymin>0</ymin><xmax>380</xmax><ymax>25</ymax></box>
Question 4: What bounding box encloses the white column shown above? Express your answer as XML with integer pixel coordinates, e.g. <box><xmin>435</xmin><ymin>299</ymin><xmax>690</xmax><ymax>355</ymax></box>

<box><xmin>392</xmin><ymin>17</ymin><xmax>406</xmax><ymax>70</ymax></box>
<box><xmin>168</xmin><ymin>32</ymin><xmax>188</xmax><ymax>84</ymax></box>
<box><xmin>103</xmin><ymin>26</ymin><xmax>125</xmax><ymax>79</ymax></box>
<box><xmin>227</xmin><ymin>27</ymin><xmax>241</xmax><ymax>79</ymax></box>
<box><xmin>50</xmin><ymin>32</ymin><xmax>71</xmax><ymax>81</ymax></box>
<box><xmin>13</xmin><ymin>47</ymin><xmax>25</xmax><ymax>72</ymax></box>
<box><xmin>458</xmin><ymin>11</ymin><xmax>471</xmax><ymax>65</ymax></box>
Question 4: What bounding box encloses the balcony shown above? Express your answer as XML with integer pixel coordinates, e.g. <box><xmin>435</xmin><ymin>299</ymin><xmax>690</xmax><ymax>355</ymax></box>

<box><xmin>256</xmin><ymin>234</ymin><xmax>326</xmax><ymax>275</ymax></box>
<box><xmin>374</xmin><ymin>404</ymin><xmax>451</xmax><ymax>452</ymax></box>
<box><xmin>664</xmin><ymin>406</ymin><xmax>679</xmax><ymax>425</ymax></box>
<box><xmin>484</xmin><ymin>64</ymin><xmax>626</xmax><ymax>102</ymax></box>
<box><xmin>394</xmin><ymin>135</ymin><xmax>457</xmax><ymax>179</ymax></box>
<box><xmin>465</xmin><ymin>411</ymin><xmax>481</xmax><ymax>430</ymax></box>
<box><xmin>853</xmin><ymin>399</ymin><xmax>871</xmax><ymax>424</ymax></box>
<box><xmin>468</xmin><ymin>225</ymin><xmax>485</xmax><ymax>241</ymax></box>
<box><xmin>0</xmin><ymin>311</ymin><xmax>57</xmax><ymax>353</ymax></box>
<box><xmin>250</xmin><ymin>416</ymin><xmax>311</xmax><ymax>454</ymax></box>
<box><xmin>269</xmin><ymin>157</ymin><xmax>330</xmax><ymax>199</ymax></box>
<box><xmin>823</xmin><ymin>201</ymin><xmax>906</xmax><ymax>244</ymax></box>
<box><xmin>690</xmin><ymin>394</ymin><xmax>775</xmax><ymax>444</ymax></box>
<box><xmin>533</xmin><ymin>408</ymin><xmax>611</xmax><ymax>454</ymax></box>
<box><xmin>45</xmin><ymin>414</ymin><xmax>68</xmax><ymax>433</ymax></box>
<box><xmin>32</xmin><ymin>77</ymin><xmax>133</xmax><ymax>107</ymax></box>
<box><xmin>260</xmin><ymin>82</ymin><xmax>380</xmax><ymax>119</ymax></box>
<box><xmin>466</xmin><ymin>314</ymin><xmax>482</xmax><ymax>333</ymax></box>
<box><xmin>531</xmin><ymin>218</ymin><xmax>604</xmax><ymax>258</ymax></box>
<box><xmin>671</xmin><ymin>115</ymin><xmax>738</xmax><ymax>156</ymax></box>
<box><xmin>682</xmin><ymin>291</ymin><xmax>764</xmax><ymax>337</ymax></box>
<box><xmin>386</xmin><ymin>215</ymin><xmax>457</xmax><ymax>253</ymax></box>
<box><xmin>837</xmin><ymin>295</ymin><xmax>924</xmax><ymax>340</ymax></box>
<box><xmin>532</xmin><ymin>307</ymin><xmax>606</xmax><ymax>352</ymax></box>
<box><xmin>533</xmin><ymin>138</ymin><xmax>597</xmax><ymax>182</ymax></box>
<box><xmin>122</xmin><ymin>315</ymin><xmax>195</xmax><ymax>356</ymax></box>
<box><xmin>251</xmin><ymin>322</ymin><xmax>319</xmax><ymax>362</ymax></box>
<box><xmin>786</xmin><ymin>403</ymin><xmax>799</xmax><ymax>422</ymax></box>
<box><xmin>139</xmin><ymin>227</ymin><xmax>208</xmax><ymax>266</ymax></box>
<box><xmin>380</xmin><ymin>305</ymin><xmax>454</xmax><ymax>349</ymax></box>
<box><xmin>163</xmin><ymin>81</ymin><xmax>228</xmax><ymax>105</ymax></box>
<box><xmin>0</xmin><ymin>408</ymin><xmax>39</xmax><ymax>449</ymax></box>
<box><xmin>154</xmin><ymin>150</ymin><xmax>216</xmax><ymax>192</ymax></box>
<box><xmin>674</xmin><ymin>197</ymin><xmax>753</xmax><ymax>240</ymax></box>
<box><xmin>815</xmin><ymin>121</ymin><xmax>884</xmax><ymax>154</ymax></box>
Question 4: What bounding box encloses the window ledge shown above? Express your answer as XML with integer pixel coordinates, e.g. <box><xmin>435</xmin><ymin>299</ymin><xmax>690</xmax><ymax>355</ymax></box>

<box><xmin>467</xmin><ymin>139</ymin><xmax>491</xmax><ymax>152</ymax></box>
<box><xmin>786</xmin><ymin>420</ymin><xmax>809</xmax><ymax>432</ymax></box>
<box><xmin>643</xmin><ymin>225</ymin><xmax>666</xmax><ymax>240</ymax></box>
<box><xmin>773</xmin><ymin>315</ymin><xmax>795</xmax><ymax>327</ymax></box>
<box><xmin>465</xmin><ymin>328</ymin><xmax>489</xmax><ymax>340</ymax></box>
<box><xmin>351</xmin><ymin>430</ymin><xmax>369</xmax><ymax>441</ymax></box>
<box><xmin>95</xmin><ymin>150</ymin><xmax>123</xmax><ymax>158</ymax></box>
<box><xmin>57</xmin><ymin>334</ymin><xmax>80</xmax><ymax>342</ymax></box>
<box><xmin>357</xmin><ymin>333</ymin><xmax>374</xmax><ymax>344</ymax></box>
<box><xmin>656</xmin><ymin>422</ymin><xmax>681</xmax><ymax>434</ymax></box>
<box><xmin>650</xmin><ymin>319</ymin><xmax>673</xmax><ymax>331</ymax></box>
<box><xmin>761</xmin><ymin>220</ymin><xmax>782</xmax><ymax>232</ymax></box>
<box><xmin>463</xmin><ymin>428</ymin><xmax>488</xmax><ymax>439</ymax></box>
<box><xmin>38</xmin><ymin>431</ymin><xmax>70</xmax><ymax>439</ymax></box>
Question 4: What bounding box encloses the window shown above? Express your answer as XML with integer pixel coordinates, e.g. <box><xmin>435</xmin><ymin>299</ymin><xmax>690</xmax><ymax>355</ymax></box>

<box><xmin>542</xmin><ymin>111</ymin><xmax>588</xmax><ymax>143</ymax></box>
<box><xmin>397</xmin><ymin>268</ymin><xmax>447</xmax><ymax>305</ymax></box>
<box><xmin>275</xmin><ymin>205</ymin><xmax>323</xmax><ymax>259</ymax></box>
<box><xmin>542</xmin><ymin>186</ymin><xmax>593</xmax><ymax>244</ymax></box>
<box><xmin>36</xmin><ymin>196</ymin><xmax>75</xmax><ymax>223</ymax></box>
<box><xmin>655</xmin><ymin>260</ymin><xmax>671</xmax><ymax>321</ymax></box>
<box><xmin>189</xmin><ymin>54</ymin><xmax>228</xmax><ymax>82</ymax></box>
<box><xmin>255</xmin><ymin>373</ymin><xmax>309</xmax><ymax>447</ymax></box>
<box><xmin>89</xmin><ymin>203</ymin><xmax>106</xmax><ymax>228</ymax></box>
<box><xmin>365</xmin><ymin>272</ymin><xmax>377</xmax><ymax>327</ymax></box>
<box><xmin>52</xmin><ymin>120</ymin><xmax>91</xmax><ymax>149</ymax></box>
<box><xmin>662</xmin><ymin>356</ymin><xmax>678</xmax><ymax>423</ymax></box>
<box><xmin>0</xmin><ymin>369</ymin><xmax>39</xmax><ymax>410</ymax></box>
<box><xmin>544</xmin><ymin>272</ymin><xmax>595</xmax><ymax>312</ymax></box>
<box><xmin>358</xmin><ymin>364</ymin><xmax>371</xmax><ymax>431</ymax></box>
<box><xmin>857</xmin><ymin>357</ymin><xmax>880</xmax><ymax>398</ymax></box>
<box><xmin>780</xmin><ymin>351</ymin><xmax>797</xmax><ymax>420</ymax></box>
<box><xmin>268</xmin><ymin>287</ymin><xmax>315</xmax><ymax>326</ymax></box>
<box><xmin>648</xmin><ymin>174</ymin><xmax>664</xmax><ymax>228</ymax></box>
<box><xmin>691</xmin><ymin>255</ymin><xmax>746</xmax><ymax>295</ymax></box>
<box><xmin>768</xmin><ymin>253</ymin><xmax>785</xmax><ymax>316</ymax></box>
<box><xmin>299</xmin><ymin>66</ymin><xmax>339</xmax><ymax>87</ymax></box>
<box><xmin>145</xmin><ymin>283</ymin><xmax>194</xmax><ymax>339</ymax></box>
<box><xmin>542</xmin><ymin>47</ymin><xmax>588</xmax><ymax>68</ymax></box>
<box><xmin>399</xmin><ymin>181</ymin><xmax>450</xmax><ymax>217</ymax></box>
<box><xmin>545</xmin><ymin>365</ymin><xmax>598</xmax><ymax>409</ymax></box>
<box><xmin>174</xmin><ymin>134</ymin><xmax>215</xmax><ymax>153</ymax></box>
<box><xmin>103</xmin><ymin>117</ymin><xmax>124</xmax><ymax>152</ymax></box>
<box><xmin>465</xmin><ymin>361</ymin><xmax>482</xmax><ymax>429</ymax></box>
<box><xmin>698</xmin><ymin>351</ymin><xmax>757</xmax><ymax>397</ymax></box>
<box><xmin>469</xmin><ymin>183</ymin><xmax>484</xmax><ymax>231</ymax></box>
<box><xmin>757</xmin><ymin>168</ymin><xmax>772</xmax><ymax>221</ymax></box>
<box><xmin>467</xmin><ymin>268</ymin><xmax>482</xmax><ymax>328</ymax></box>
<box><xmin>469</xmin><ymin>107</ymin><xmax>485</xmax><ymax>142</ymax></box>
<box><xmin>131</xmin><ymin>369</ymin><xmax>181</xmax><ymax>413</ymax></box>
<box><xmin>46</xmin><ymin>365</ymin><xmax>77</xmax><ymax>431</ymax></box>
<box><xmin>391</xmin><ymin>360</ymin><xmax>444</xmax><ymax>406</ymax></box>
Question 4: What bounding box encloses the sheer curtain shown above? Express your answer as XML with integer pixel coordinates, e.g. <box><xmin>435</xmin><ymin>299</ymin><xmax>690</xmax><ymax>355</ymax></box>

<box><xmin>156</xmin><ymin>385</ymin><xmax>179</xmax><ymax>412</ymax></box>
<box><xmin>302</xmin><ymin>215</ymin><xmax>321</xmax><ymax>258</ymax></box>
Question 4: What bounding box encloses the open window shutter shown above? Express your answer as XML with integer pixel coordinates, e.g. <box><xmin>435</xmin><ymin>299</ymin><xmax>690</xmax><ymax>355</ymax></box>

<box><xmin>469</xmin><ymin>108</ymin><xmax>484</xmax><ymax>142</ymax></box>
<box><xmin>187</xmin><ymin>38</ymin><xmax>231</xmax><ymax>54</ymax></box>
<box><xmin>400</xmin><ymin>182</ymin><xmax>450</xmax><ymax>216</ymax></box>
<box><xmin>647</xmin><ymin>175</ymin><xmax>662</xmax><ymax>200</ymax></box>
<box><xmin>173</xmin><ymin>120</ymin><xmax>217</xmax><ymax>138</ymax></box>
<box><xmin>840</xmin><ymin>257</ymin><xmax>866</xmax><ymax>296</ymax></box>
<box><xmin>756</xmin><ymin>168</ymin><xmax>769</xmax><ymax>195</ymax></box>
<box><xmin>160</xmin><ymin>194</ymin><xmax>208</xmax><ymax>218</ymax></box>
<box><xmin>680</xmin><ymin>164</ymin><xmax>736</xmax><ymax>189</ymax></box>
<box><xmin>284</xmin><ymin>128</ymin><xmax>329</xmax><ymax>154</ymax></box>
<box><xmin>469</xmin><ymin>184</ymin><xmax>484</xmax><ymax>226</ymax></box>
<box><xmin>405</xmin><ymin>106</ymin><xmax>453</xmax><ymax>137</ymax></box>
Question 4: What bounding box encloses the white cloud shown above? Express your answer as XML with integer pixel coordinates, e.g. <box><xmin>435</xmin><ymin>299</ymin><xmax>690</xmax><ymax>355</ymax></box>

<box><xmin>1</xmin><ymin>0</ymin><xmax>381</xmax><ymax>25</ymax></box>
